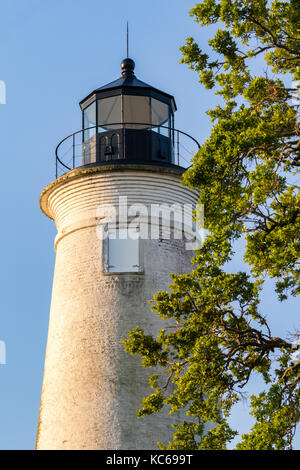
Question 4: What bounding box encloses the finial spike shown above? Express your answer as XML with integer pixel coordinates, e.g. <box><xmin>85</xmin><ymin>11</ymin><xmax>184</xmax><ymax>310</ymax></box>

<box><xmin>127</xmin><ymin>22</ymin><xmax>129</xmax><ymax>57</ymax></box>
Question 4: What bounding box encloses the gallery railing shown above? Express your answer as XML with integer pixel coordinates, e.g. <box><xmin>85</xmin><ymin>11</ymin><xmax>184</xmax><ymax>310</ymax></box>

<box><xmin>55</xmin><ymin>123</ymin><xmax>200</xmax><ymax>178</ymax></box>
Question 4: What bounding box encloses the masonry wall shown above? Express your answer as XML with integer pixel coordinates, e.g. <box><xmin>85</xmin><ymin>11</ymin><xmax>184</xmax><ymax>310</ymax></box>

<box><xmin>37</xmin><ymin>165</ymin><xmax>199</xmax><ymax>450</ymax></box>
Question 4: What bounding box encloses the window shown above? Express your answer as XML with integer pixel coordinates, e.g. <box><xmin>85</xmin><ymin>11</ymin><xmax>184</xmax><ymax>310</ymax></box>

<box><xmin>103</xmin><ymin>228</ymin><xmax>142</xmax><ymax>273</ymax></box>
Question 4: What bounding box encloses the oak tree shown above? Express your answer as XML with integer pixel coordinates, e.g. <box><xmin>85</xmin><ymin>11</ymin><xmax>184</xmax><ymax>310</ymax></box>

<box><xmin>124</xmin><ymin>0</ymin><xmax>300</xmax><ymax>450</ymax></box>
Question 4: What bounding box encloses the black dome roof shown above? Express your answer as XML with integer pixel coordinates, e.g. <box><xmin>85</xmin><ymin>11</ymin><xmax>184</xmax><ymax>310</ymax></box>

<box><xmin>79</xmin><ymin>58</ymin><xmax>177</xmax><ymax>112</ymax></box>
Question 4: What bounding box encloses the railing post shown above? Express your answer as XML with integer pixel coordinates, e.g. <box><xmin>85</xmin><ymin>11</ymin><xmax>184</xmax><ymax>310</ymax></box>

<box><xmin>73</xmin><ymin>134</ymin><xmax>75</xmax><ymax>169</ymax></box>
<box><xmin>177</xmin><ymin>130</ymin><xmax>180</xmax><ymax>166</ymax></box>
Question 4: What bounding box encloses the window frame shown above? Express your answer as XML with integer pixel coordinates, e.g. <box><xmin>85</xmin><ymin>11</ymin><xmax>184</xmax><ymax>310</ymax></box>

<box><xmin>102</xmin><ymin>225</ymin><xmax>144</xmax><ymax>275</ymax></box>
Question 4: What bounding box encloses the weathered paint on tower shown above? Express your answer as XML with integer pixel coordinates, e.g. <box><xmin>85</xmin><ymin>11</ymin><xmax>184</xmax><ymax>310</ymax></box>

<box><xmin>37</xmin><ymin>165</ymin><xmax>198</xmax><ymax>450</ymax></box>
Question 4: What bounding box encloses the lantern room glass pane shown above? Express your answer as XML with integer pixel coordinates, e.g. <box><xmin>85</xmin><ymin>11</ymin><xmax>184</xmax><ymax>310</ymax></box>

<box><xmin>83</xmin><ymin>102</ymin><xmax>96</xmax><ymax>142</ymax></box>
<box><xmin>123</xmin><ymin>95</ymin><xmax>150</xmax><ymax>129</ymax></box>
<box><xmin>151</xmin><ymin>98</ymin><xmax>169</xmax><ymax>127</ymax></box>
<box><xmin>98</xmin><ymin>96</ymin><xmax>121</xmax><ymax>130</ymax></box>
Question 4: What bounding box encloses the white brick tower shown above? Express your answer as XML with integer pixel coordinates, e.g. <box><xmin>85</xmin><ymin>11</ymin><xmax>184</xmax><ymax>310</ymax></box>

<box><xmin>36</xmin><ymin>59</ymin><xmax>199</xmax><ymax>450</ymax></box>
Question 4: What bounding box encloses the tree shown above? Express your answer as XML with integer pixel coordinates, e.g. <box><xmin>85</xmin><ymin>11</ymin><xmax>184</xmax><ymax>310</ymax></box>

<box><xmin>124</xmin><ymin>0</ymin><xmax>300</xmax><ymax>450</ymax></box>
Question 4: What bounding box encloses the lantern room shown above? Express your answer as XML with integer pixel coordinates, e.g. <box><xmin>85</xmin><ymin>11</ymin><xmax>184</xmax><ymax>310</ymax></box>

<box><xmin>79</xmin><ymin>58</ymin><xmax>177</xmax><ymax>166</ymax></box>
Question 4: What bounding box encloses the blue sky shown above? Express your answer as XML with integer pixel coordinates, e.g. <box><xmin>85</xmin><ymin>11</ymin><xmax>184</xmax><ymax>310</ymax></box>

<box><xmin>0</xmin><ymin>0</ymin><xmax>298</xmax><ymax>450</ymax></box>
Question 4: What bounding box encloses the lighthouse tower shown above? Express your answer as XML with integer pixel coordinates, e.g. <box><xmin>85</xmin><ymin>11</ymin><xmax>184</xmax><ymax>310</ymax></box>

<box><xmin>36</xmin><ymin>58</ymin><xmax>199</xmax><ymax>450</ymax></box>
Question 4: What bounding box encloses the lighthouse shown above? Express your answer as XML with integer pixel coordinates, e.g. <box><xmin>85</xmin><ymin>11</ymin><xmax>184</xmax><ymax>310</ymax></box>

<box><xmin>36</xmin><ymin>58</ymin><xmax>200</xmax><ymax>450</ymax></box>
